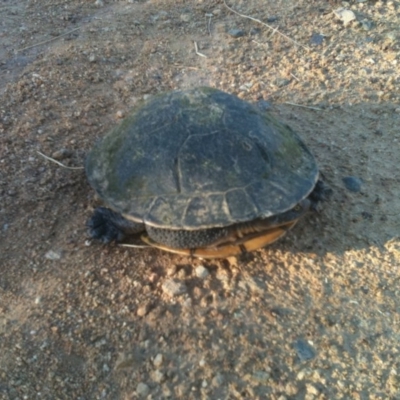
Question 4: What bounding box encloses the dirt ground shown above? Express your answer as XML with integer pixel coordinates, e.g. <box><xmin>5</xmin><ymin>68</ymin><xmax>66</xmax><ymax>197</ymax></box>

<box><xmin>1</xmin><ymin>0</ymin><xmax>400</xmax><ymax>399</ymax></box>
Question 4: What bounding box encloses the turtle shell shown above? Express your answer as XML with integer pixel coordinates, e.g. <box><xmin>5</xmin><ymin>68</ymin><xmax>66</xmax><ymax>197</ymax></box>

<box><xmin>86</xmin><ymin>87</ymin><xmax>318</xmax><ymax>230</ymax></box>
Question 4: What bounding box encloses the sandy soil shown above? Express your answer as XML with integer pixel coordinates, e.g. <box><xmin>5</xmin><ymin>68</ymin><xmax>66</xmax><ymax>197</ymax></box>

<box><xmin>1</xmin><ymin>0</ymin><xmax>400</xmax><ymax>399</ymax></box>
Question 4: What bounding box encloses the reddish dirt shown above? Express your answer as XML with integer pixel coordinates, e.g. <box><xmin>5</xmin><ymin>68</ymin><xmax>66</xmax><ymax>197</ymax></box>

<box><xmin>1</xmin><ymin>1</ymin><xmax>399</xmax><ymax>399</ymax></box>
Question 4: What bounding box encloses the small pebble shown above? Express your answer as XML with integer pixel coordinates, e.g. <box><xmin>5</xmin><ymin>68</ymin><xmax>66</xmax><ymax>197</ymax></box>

<box><xmin>306</xmin><ymin>384</ymin><xmax>319</xmax><ymax>395</ymax></box>
<box><xmin>342</xmin><ymin>176</ymin><xmax>363</xmax><ymax>192</ymax></box>
<box><xmin>228</xmin><ymin>28</ymin><xmax>245</xmax><ymax>38</ymax></box>
<box><xmin>361</xmin><ymin>211</ymin><xmax>373</xmax><ymax>220</ymax></box>
<box><xmin>275</xmin><ymin>78</ymin><xmax>290</xmax><ymax>88</ymax></box>
<box><xmin>334</xmin><ymin>8</ymin><xmax>356</xmax><ymax>26</ymax></box>
<box><xmin>310</xmin><ymin>32</ymin><xmax>324</xmax><ymax>46</ymax></box>
<box><xmin>45</xmin><ymin>250</ymin><xmax>61</xmax><ymax>260</ymax></box>
<box><xmin>51</xmin><ymin>149</ymin><xmax>72</xmax><ymax>160</ymax></box>
<box><xmin>177</xmin><ymin>268</ymin><xmax>188</xmax><ymax>279</ymax></box>
<box><xmin>148</xmin><ymin>272</ymin><xmax>158</xmax><ymax>283</ymax></box>
<box><xmin>180</xmin><ymin>13</ymin><xmax>191</xmax><ymax>22</ymax></box>
<box><xmin>136</xmin><ymin>382</ymin><xmax>150</xmax><ymax>397</ymax></box>
<box><xmin>297</xmin><ymin>370</ymin><xmax>306</xmax><ymax>380</ymax></box>
<box><xmin>152</xmin><ymin>369</ymin><xmax>165</xmax><ymax>383</ymax></box>
<box><xmin>212</xmin><ymin>373</ymin><xmax>224</xmax><ymax>386</ymax></box>
<box><xmin>116</xmin><ymin>110</ymin><xmax>124</xmax><ymax>119</ymax></box>
<box><xmin>162</xmin><ymin>279</ymin><xmax>187</xmax><ymax>296</ymax></box>
<box><xmin>195</xmin><ymin>265</ymin><xmax>209</xmax><ymax>279</ymax></box>
<box><xmin>137</xmin><ymin>303</ymin><xmax>151</xmax><ymax>317</ymax></box>
<box><xmin>167</xmin><ymin>265</ymin><xmax>177</xmax><ymax>276</ymax></box>
<box><xmin>266</xmin><ymin>16</ymin><xmax>278</xmax><ymax>23</ymax></box>
<box><xmin>153</xmin><ymin>353</ymin><xmax>163</xmax><ymax>367</ymax></box>
<box><xmin>361</xmin><ymin>20</ymin><xmax>373</xmax><ymax>31</ymax></box>
<box><xmin>293</xmin><ymin>339</ymin><xmax>316</xmax><ymax>361</ymax></box>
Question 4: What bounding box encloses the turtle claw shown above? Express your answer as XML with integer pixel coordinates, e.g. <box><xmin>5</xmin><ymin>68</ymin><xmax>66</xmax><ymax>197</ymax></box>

<box><xmin>87</xmin><ymin>207</ymin><xmax>126</xmax><ymax>243</ymax></box>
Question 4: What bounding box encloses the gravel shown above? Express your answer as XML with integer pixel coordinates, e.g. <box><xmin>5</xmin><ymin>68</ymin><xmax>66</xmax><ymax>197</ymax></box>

<box><xmin>228</xmin><ymin>28</ymin><xmax>245</xmax><ymax>38</ymax></box>
<box><xmin>1</xmin><ymin>0</ymin><xmax>399</xmax><ymax>398</ymax></box>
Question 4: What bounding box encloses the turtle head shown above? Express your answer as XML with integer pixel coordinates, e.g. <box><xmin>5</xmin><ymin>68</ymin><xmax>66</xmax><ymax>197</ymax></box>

<box><xmin>283</xmin><ymin>198</ymin><xmax>311</xmax><ymax>222</ymax></box>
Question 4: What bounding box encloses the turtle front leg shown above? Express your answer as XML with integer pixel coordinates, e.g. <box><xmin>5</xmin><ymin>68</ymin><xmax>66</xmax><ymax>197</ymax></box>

<box><xmin>308</xmin><ymin>180</ymin><xmax>332</xmax><ymax>211</ymax></box>
<box><xmin>87</xmin><ymin>207</ymin><xmax>145</xmax><ymax>243</ymax></box>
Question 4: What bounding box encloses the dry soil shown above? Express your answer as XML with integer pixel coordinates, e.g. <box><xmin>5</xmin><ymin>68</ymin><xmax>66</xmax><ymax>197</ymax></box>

<box><xmin>0</xmin><ymin>0</ymin><xmax>400</xmax><ymax>399</ymax></box>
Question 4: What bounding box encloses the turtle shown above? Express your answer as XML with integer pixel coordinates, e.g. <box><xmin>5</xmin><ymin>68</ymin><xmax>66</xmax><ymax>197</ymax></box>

<box><xmin>86</xmin><ymin>87</ymin><xmax>324</xmax><ymax>258</ymax></box>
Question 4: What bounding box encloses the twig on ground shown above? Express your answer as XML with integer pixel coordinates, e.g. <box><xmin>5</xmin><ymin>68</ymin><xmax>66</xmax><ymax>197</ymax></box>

<box><xmin>205</xmin><ymin>13</ymin><xmax>213</xmax><ymax>35</ymax></box>
<box><xmin>119</xmin><ymin>243</ymin><xmax>150</xmax><ymax>249</ymax></box>
<box><xmin>36</xmin><ymin>151</ymin><xmax>84</xmax><ymax>170</ymax></box>
<box><xmin>223</xmin><ymin>0</ymin><xmax>310</xmax><ymax>52</ymax></box>
<box><xmin>194</xmin><ymin>41</ymin><xmax>207</xmax><ymax>58</ymax></box>
<box><xmin>266</xmin><ymin>23</ymin><xmax>280</xmax><ymax>40</ymax></box>
<box><xmin>284</xmin><ymin>102</ymin><xmax>323</xmax><ymax>111</ymax></box>
<box><xmin>290</xmin><ymin>73</ymin><xmax>300</xmax><ymax>82</ymax></box>
<box><xmin>16</xmin><ymin>27</ymin><xmax>81</xmax><ymax>52</ymax></box>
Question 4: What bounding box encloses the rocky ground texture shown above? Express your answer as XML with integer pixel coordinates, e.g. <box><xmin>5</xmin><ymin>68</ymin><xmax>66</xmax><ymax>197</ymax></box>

<box><xmin>0</xmin><ymin>0</ymin><xmax>400</xmax><ymax>399</ymax></box>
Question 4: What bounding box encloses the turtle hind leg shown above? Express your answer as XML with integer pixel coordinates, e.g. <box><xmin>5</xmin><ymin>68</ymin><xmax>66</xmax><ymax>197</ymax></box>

<box><xmin>87</xmin><ymin>207</ymin><xmax>144</xmax><ymax>243</ymax></box>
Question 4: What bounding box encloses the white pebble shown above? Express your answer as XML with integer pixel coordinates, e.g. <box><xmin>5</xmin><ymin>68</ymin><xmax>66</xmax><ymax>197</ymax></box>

<box><xmin>153</xmin><ymin>353</ymin><xmax>163</xmax><ymax>367</ymax></box>
<box><xmin>180</xmin><ymin>13</ymin><xmax>191</xmax><ymax>22</ymax></box>
<box><xmin>45</xmin><ymin>250</ymin><xmax>61</xmax><ymax>260</ymax></box>
<box><xmin>152</xmin><ymin>369</ymin><xmax>165</xmax><ymax>383</ymax></box>
<box><xmin>195</xmin><ymin>265</ymin><xmax>209</xmax><ymax>278</ymax></box>
<box><xmin>162</xmin><ymin>279</ymin><xmax>187</xmax><ymax>296</ymax></box>
<box><xmin>297</xmin><ymin>370</ymin><xmax>305</xmax><ymax>380</ymax></box>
